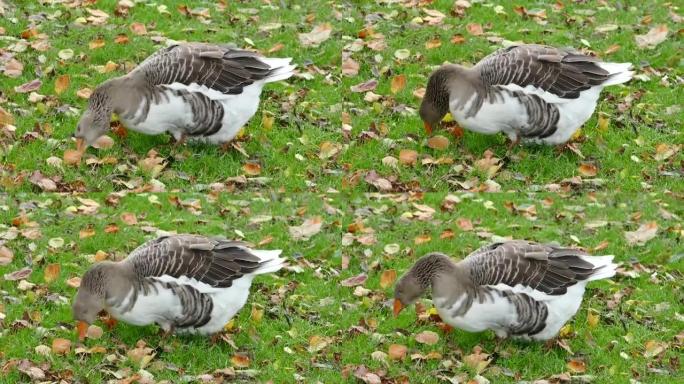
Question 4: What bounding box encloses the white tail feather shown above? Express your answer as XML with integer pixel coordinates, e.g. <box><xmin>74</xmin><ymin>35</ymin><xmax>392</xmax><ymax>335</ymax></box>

<box><xmin>250</xmin><ymin>249</ymin><xmax>286</xmax><ymax>275</ymax></box>
<box><xmin>260</xmin><ymin>57</ymin><xmax>296</xmax><ymax>83</ymax></box>
<box><xmin>597</xmin><ymin>62</ymin><xmax>634</xmax><ymax>86</ymax></box>
<box><xmin>582</xmin><ymin>255</ymin><xmax>617</xmax><ymax>281</ymax></box>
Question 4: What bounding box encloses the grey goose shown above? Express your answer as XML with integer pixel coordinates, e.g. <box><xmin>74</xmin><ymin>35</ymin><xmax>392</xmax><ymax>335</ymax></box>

<box><xmin>393</xmin><ymin>240</ymin><xmax>616</xmax><ymax>341</ymax></box>
<box><xmin>74</xmin><ymin>43</ymin><xmax>295</xmax><ymax>152</ymax></box>
<box><xmin>73</xmin><ymin>234</ymin><xmax>284</xmax><ymax>338</ymax></box>
<box><xmin>419</xmin><ymin>44</ymin><xmax>633</xmax><ymax>146</ymax></box>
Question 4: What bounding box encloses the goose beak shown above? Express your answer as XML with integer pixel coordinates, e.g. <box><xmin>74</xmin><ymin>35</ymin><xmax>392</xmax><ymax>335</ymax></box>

<box><xmin>423</xmin><ymin>121</ymin><xmax>433</xmax><ymax>135</ymax></box>
<box><xmin>393</xmin><ymin>298</ymin><xmax>404</xmax><ymax>317</ymax></box>
<box><xmin>76</xmin><ymin>321</ymin><xmax>89</xmax><ymax>340</ymax></box>
<box><xmin>75</xmin><ymin>138</ymin><xmax>86</xmax><ymax>154</ymax></box>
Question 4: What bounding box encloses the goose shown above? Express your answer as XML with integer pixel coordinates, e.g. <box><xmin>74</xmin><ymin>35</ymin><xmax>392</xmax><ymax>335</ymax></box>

<box><xmin>72</xmin><ymin>234</ymin><xmax>285</xmax><ymax>338</ymax></box>
<box><xmin>393</xmin><ymin>240</ymin><xmax>616</xmax><ymax>341</ymax></box>
<box><xmin>419</xmin><ymin>44</ymin><xmax>633</xmax><ymax>146</ymax></box>
<box><xmin>74</xmin><ymin>43</ymin><xmax>295</xmax><ymax>152</ymax></box>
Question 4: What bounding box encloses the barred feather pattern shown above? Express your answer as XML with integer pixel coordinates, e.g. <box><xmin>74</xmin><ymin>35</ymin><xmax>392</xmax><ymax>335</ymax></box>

<box><xmin>463</xmin><ymin>240</ymin><xmax>600</xmax><ymax>295</ymax></box>
<box><xmin>500</xmin><ymin>290</ymin><xmax>549</xmax><ymax>336</ymax></box>
<box><xmin>477</xmin><ymin>44</ymin><xmax>610</xmax><ymax>99</ymax></box>
<box><xmin>162</xmin><ymin>280</ymin><xmax>214</xmax><ymax>328</ymax></box>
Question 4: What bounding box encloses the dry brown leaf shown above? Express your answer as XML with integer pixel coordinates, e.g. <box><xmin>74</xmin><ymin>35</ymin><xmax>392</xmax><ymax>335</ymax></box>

<box><xmin>0</xmin><ymin>245</ymin><xmax>14</xmax><ymax>266</ymax></box>
<box><xmin>578</xmin><ymin>163</ymin><xmax>597</xmax><ymax>177</ymax></box>
<box><xmin>76</xmin><ymin>88</ymin><xmax>93</xmax><ymax>99</ymax></box>
<box><xmin>414</xmin><ymin>330</ymin><xmax>439</xmax><ymax>345</ymax></box>
<box><xmin>625</xmin><ymin>221</ymin><xmax>658</xmax><ymax>246</ymax></box>
<box><xmin>121</xmin><ymin>212</ymin><xmax>137</xmax><ymax>225</ymax></box>
<box><xmin>231</xmin><ymin>353</ymin><xmax>250</xmax><ymax>368</ymax></box>
<box><xmin>89</xmin><ymin>38</ymin><xmax>105</xmax><ymax>49</ymax></box>
<box><xmin>379</xmin><ymin>269</ymin><xmax>397</xmax><ymax>289</ymax></box>
<box><xmin>66</xmin><ymin>276</ymin><xmax>81</xmax><ymax>288</ymax></box>
<box><xmin>342</xmin><ymin>57</ymin><xmax>360</xmax><ymax>77</ymax></box>
<box><xmin>463</xmin><ymin>348</ymin><xmax>491</xmax><ymax>373</ymax></box>
<box><xmin>130</xmin><ymin>22</ymin><xmax>147</xmax><ymax>35</ymax></box>
<box><xmin>425</xmin><ymin>38</ymin><xmax>442</xmax><ymax>49</ymax></box>
<box><xmin>427</xmin><ymin>135</ymin><xmax>449</xmax><ymax>150</ymax></box>
<box><xmin>51</xmin><ymin>338</ymin><xmax>71</xmax><ymax>355</ymax></box>
<box><xmin>414</xmin><ymin>234</ymin><xmax>431</xmax><ymax>244</ymax></box>
<box><xmin>44</xmin><ymin>263</ymin><xmax>60</xmax><ymax>283</ymax></box>
<box><xmin>289</xmin><ymin>216</ymin><xmax>323</xmax><ymax>241</ymax></box>
<box><xmin>635</xmin><ymin>24</ymin><xmax>668</xmax><ymax>49</ymax></box>
<box><xmin>466</xmin><ymin>23</ymin><xmax>483</xmax><ymax>35</ymax></box>
<box><xmin>0</xmin><ymin>106</ymin><xmax>15</xmax><ymax>127</ymax></box>
<box><xmin>63</xmin><ymin>149</ymin><xmax>82</xmax><ymax>165</ymax></box>
<box><xmin>114</xmin><ymin>34</ymin><xmax>129</xmax><ymax>44</ymax></box>
<box><xmin>567</xmin><ymin>359</ymin><xmax>586</xmax><ymax>373</ymax></box>
<box><xmin>54</xmin><ymin>75</ymin><xmax>70</xmax><ymax>95</ymax></box>
<box><xmin>92</xmin><ymin>135</ymin><xmax>114</xmax><ymax>149</ymax></box>
<box><xmin>390</xmin><ymin>74</ymin><xmax>406</xmax><ymax>94</ymax></box>
<box><xmin>242</xmin><ymin>162</ymin><xmax>261</xmax><ymax>176</ymax></box>
<box><xmin>399</xmin><ymin>149</ymin><xmax>418</xmax><ymax>166</ymax></box>
<box><xmin>388</xmin><ymin>344</ymin><xmax>408</xmax><ymax>360</ymax></box>
<box><xmin>86</xmin><ymin>325</ymin><xmax>103</xmax><ymax>340</ymax></box>
<box><xmin>451</xmin><ymin>34</ymin><xmax>466</xmax><ymax>44</ymax></box>
<box><xmin>298</xmin><ymin>23</ymin><xmax>332</xmax><ymax>47</ymax></box>
<box><xmin>350</xmin><ymin>79</ymin><xmax>378</xmax><ymax>93</ymax></box>
<box><xmin>319</xmin><ymin>141</ymin><xmax>342</xmax><ymax>159</ymax></box>
<box><xmin>340</xmin><ymin>273</ymin><xmax>367</xmax><ymax>287</ymax></box>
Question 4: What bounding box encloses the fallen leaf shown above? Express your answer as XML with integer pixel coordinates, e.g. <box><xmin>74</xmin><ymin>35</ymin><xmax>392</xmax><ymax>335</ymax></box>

<box><xmin>130</xmin><ymin>22</ymin><xmax>147</xmax><ymax>35</ymax></box>
<box><xmin>393</xmin><ymin>49</ymin><xmax>410</xmax><ymax>60</ymax></box>
<box><xmin>635</xmin><ymin>24</ymin><xmax>668</xmax><ymax>49</ymax></box>
<box><xmin>578</xmin><ymin>163</ymin><xmax>598</xmax><ymax>177</ymax></box>
<box><xmin>388</xmin><ymin>344</ymin><xmax>408</xmax><ymax>360</ymax></box>
<box><xmin>425</xmin><ymin>38</ymin><xmax>442</xmax><ymax>49</ymax></box>
<box><xmin>463</xmin><ymin>348</ymin><xmax>491</xmax><ymax>373</ymax></box>
<box><xmin>14</xmin><ymin>79</ymin><xmax>42</xmax><ymax>93</ymax></box>
<box><xmin>66</xmin><ymin>277</ymin><xmax>81</xmax><ymax>288</ymax></box>
<box><xmin>52</xmin><ymin>338</ymin><xmax>71</xmax><ymax>355</ymax></box>
<box><xmin>289</xmin><ymin>216</ymin><xmax>323</xmax><ymax>240</ymax></box>
<box><xmin>340</xmin><ymin>273</ymin><xmax>367</xmax><ymax>287</ymax></box>
<box><xmin>0</xmin><ymin>245</ymin><xmax>14</xmax><ymax>266</ymax></box>
<box><xmin>350</xmin><ymin>79</ymin><xmax>378</xmax><ymax>93</ymax></box>
<box><xmin>121</xmin><ymin>212</ymin><xmax>137</xmax><ymax>225</ymax></box>
<box><xmin>243</xmin><ymin>162</ymin><xmax>261</xmax><ymax>176</ymax></box>
<box><xmin>58</xmin><ymin>49</ymin><xmax>74</xmax><ymax>60</ymax></box>
<box><xmin>427</xmin><ymin>135</ymin><xmax>449</xmax><ymax>150</ymax></box>
<box><xmin>399</xmin><ymin>149</ymin><xmax>418</xmax><ymax>166</ymax></box>
<box><xmin>298</xmin><ymin>23</ymin><xmax>332</xmax><ymax>47</ymax></box>
<box><xmin>44</xmin><ymin>263</ymin><xmax>60</xmax><ymax>283</ymax></box>
<box><xmin>625</xmin><ymin>222</ymin><xmax>658</xmax><ymax>246</ymax></box>
<box><xmin>64</xmin><ymin>149</ymin><xmax>82</xmax><ymax>165</ymax></box>
<box><xmin>76</xmin><ymin>88</ymin><xmax>93</xmax><ymax>99</ymax></box>
<box><xmin>379</xmin><ymin>269</ymin><xmax>397</xmax><ymax>289</ymax></box>
<box><xmin>587</xmin><ymin>311</ymin><xmax>599</xmax><ymax>329</ymax></box>
<box><xmin>342</xmin><ymin>57</ymin><xmax>360</xmax><ymax>77</ymax></box>
<box><xmin>3</xmin><ymin>58</ymin><xmax>23</xmax><ymax>77</ymax></box>
<box><xmin>89</xmin><ymin>38</ymin><xmax>105</xmax><ymax>49</ymax></box>
<box><xmin>54</xmin><ymin>75</ymin><xmax>70</xmax><ymax>95</ymax></box>
<box><xmin>644</xmin><ymin>340</ymin><xmax>668</xmax><ymax>358</ymax></box>
<box><xmin>451</xmin><ymin>34</ymin><xmax>466</xmax><ymax>44</ymax></box>
<box><xmin>86</xmin><ymin>325</ymin><xmax>103</xmax><ymax>340</ymax></box>
<box><xmin>4</xmin><ymin>267</ymin><xmax>32</xmax><ymax>281</ymax></box>
<box><xmin>466</xmin><ymin>23</ymin><xmax>483</xmax><ymax>35</ymax></box>
<box><xmin>567</xmin><ymin>359</ymin><xmax>586</xmax><ymax>373</ymax></box>
<box><xmin>319</xmin><ymin>141</ymin><xmax>342</xmax><ymax>159</ymax></box>
<box><xmin>414</xmin><ymin>234</ymin><xmax>431</xmax><ymax>244</ymax></box>
<box><xmin>92</xmin><ymin>135</ymin><xmax>114</xmax><ymax>149</ymax></box>
<box><xmin>415</xmin><ymin>330</ymin><xmax>439</xmax><ymax>345</ymax></box>
<box><xmin>390</xmin><ymin>74</ymin><xmax>406</xmax><ymax>94</ymax></box>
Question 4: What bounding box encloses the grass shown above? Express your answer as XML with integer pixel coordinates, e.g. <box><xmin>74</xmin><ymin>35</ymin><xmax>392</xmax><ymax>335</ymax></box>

<box><xmin>0</xmin><ymin>0</ymin><xmax>683</xmax><ymax>383</ymax></box>
<box><xmin>0</xmin><ymin>191</ymin><xmax>682</xmax><ymax>383</ymax></box>
<box><xmin>0</xmin><ymin>0</ymin><xmax>682</xmax><ymax>193</ymax></box>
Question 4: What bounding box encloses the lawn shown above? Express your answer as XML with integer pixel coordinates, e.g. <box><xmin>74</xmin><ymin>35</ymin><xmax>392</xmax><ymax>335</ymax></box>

<box><xmin>0</xmin><ymin>0</ymin><xmax>683</xmax><ymax>383</ymax></box>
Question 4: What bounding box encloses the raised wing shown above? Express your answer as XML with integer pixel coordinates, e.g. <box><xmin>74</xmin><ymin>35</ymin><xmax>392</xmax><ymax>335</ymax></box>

<box><xmin>476</xmin><ymin>44</ymin><xmax>611</xmax><ymax>99</ymax></box>
<box><xmin>127</xmin><ymin>234</ymin><xmax>264</xmax><ymax>288</ymax></box>
<box><xmin>134</xmin><ymin>43</ymin><xmax>275</xmax><ymax>94</ymax></box>
<box><xmin>462</xmin><ymin>240</ymin><xmax>599</xmax><ymax>295</ymax></box>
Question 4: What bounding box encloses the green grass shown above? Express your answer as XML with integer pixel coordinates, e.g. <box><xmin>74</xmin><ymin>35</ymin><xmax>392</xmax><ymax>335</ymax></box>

<box><xmin>0</xmin><ymin>192</ymin><xmax>682</xmax><ymax>383</ymax></box>
<box><xmin>1</xmin><ymin>0</ymin><xmax>683</xmax><ymax>383</ymax></box>
<box><xmin>0</xmin><ymin>0</ymin><xmax>682</xmax><ymax>193</ymax></box>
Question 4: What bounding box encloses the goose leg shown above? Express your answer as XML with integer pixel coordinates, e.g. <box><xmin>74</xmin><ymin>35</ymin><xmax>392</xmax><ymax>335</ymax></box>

<box><xmin>173</xmin><ymin>133</ymin><xmax>187</xmax><ymax>148</ymax></box>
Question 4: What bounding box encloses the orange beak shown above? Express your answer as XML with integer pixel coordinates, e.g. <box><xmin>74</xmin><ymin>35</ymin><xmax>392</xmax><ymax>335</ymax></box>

<box><xmin>75</xmin><ymin>138</ymin><xmax>86</xmax><ymax>153</ymax></box>
<box><xmin>76</xmin><ymin>321</ymin><xmax>89</xmax><ymax>340</ymax></box>
<box><xmin>393</xmin><ymin>298</ymin><xmax>404</xmax><ymax>317</ymax></box>
<box><xmin>423</xmin><ymin>121</ymin><xmax>433</xmax><ymax>135</ymax></box>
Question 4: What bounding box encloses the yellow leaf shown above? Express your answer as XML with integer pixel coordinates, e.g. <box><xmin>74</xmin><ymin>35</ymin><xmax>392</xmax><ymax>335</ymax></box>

<box><xmin>54</xmin><ymin>75</ymin><xmax>70</xmax><ymax>95</ymax></box>
<box><xmin>261</xmin><ymin>114</ymin><xmax>274</xmax><ymax>130</ymax></box>
<box><xmin>587</xmin><ymin>310</ymin><xmax>599</xmax><ymax>329</ymax></box>
<box><xmin>44</xmin><ymin>263</ymin><xmax>61</xmax><ymax>283</ymax></box>
<box><xmin>379</xmin><ymin>269</ymin><xmax>397</xmax><ymax>289</ymax></box>
<box><xmin>231</xmin><ymin>353</ymin><xmax>250</xmax><ymax>368</ymax></box>
<box><xmin>243</xmin><ymin>162</ymin><xmax>261</xmax><ymax>176</ymax></box>
<box><xmin>390</xmin><ymin>74</ymin><xmax>406</xmax><ymax>94</ymax></box>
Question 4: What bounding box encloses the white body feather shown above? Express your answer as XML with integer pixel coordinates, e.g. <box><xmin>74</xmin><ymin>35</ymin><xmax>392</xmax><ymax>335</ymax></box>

<box><xmin>435</xmin><ymin>255</ymin><xmax>616</xmax><ymax>340</ymax></box>
<box><xmin>107</xmin><ymin>249</ymin><xmax>285</xmax><ymax>335</ymax></box>
<box><xmin>450</xmin><ymin>62</ymin><xmax>633</xmax><ymax>145</ymax></box>
<box><xmin>119</xmin><ymin>58</ymin><xmax>295</xmax><ymax>145</ymax></box>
